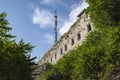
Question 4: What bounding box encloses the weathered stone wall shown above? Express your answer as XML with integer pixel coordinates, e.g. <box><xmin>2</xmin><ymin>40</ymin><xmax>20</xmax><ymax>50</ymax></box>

<box><xmin>38</xmin><ymin>9</ymin><xmax>93</xmax><ymax>65</ymax></box>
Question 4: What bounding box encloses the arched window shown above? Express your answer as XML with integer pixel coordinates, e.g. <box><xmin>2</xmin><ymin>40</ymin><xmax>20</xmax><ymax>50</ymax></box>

<box><xmin>71</xmin><ymin>38</ymin><xmax>74</xmax><ymax>45</ymax></box>
<box><xmin>77</xmin><ymin>33</ymin><xmax>81</xmax><ymax>40</ymax></box>
<box><xmin>51</xmin><ymin>57</ymin><xmax>52</xmax><ymax>62</ymax></box>
<box><xmin>65</xmin><ymin>44</ymin><xmax>67</xmax><ymax>51</ymax></box>
<box><xmin>55</xmin><ymin>54</ymin><xmax>57</xmax><ymax>59</ymax></box>
<box><xmin>87</xmin><ymin>24</ymin><xmax>92</xmax><ymax>32</ymax></box>
<box><xmin>60</xmin><ymin>48</ymin><xmax>63</xmax><ymax>55</ymax></box>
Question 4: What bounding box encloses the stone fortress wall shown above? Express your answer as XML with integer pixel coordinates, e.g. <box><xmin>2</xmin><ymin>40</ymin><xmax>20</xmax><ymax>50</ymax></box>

<box><xmin>38</xmin><ymin>9</ymin><xmax>93</xmax><ymax>65</ymax></box>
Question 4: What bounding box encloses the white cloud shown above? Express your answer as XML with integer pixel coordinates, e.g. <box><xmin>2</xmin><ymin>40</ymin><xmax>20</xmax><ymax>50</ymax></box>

<box><xmin>59</xmin><ymin>21</ymin><xmax>73</xmax><ymax>35</ymax></box>
<box><xmin>32</xmin><ymin>7</ymin><xmax>54</xmax><ymax>28</ymax></box>
<box><xmin>41</xmin><ymin>34</ymin><xmax>54</xmax><ymax>44</ymax></box>
<box><xmin>59</xmin><ymin>1</ymin><xmax>89</xmax><ymax>35</ymax></box>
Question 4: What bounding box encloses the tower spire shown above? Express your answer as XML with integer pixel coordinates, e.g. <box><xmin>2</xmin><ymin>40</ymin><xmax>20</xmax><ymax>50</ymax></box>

<box><xmin>54</xmin><ymin>10</ymin><xmax>57</xmax><ymax>43</ymax></box>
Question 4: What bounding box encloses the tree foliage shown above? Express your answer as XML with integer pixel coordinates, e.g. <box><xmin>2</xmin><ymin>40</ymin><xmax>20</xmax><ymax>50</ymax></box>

<box><xmin>86</xmin><ymin>0</ymin><xmax>120</xmax><ymax>28</ymax></box>
<box><xmin>0</xmin><ymin>12</ymin><xmax>36</xmax><ymax>80</ymax></box>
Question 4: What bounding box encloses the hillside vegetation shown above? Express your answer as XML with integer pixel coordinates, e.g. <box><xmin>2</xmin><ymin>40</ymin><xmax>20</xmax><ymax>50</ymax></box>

<box><xmin>36</xmin><ymin>0</ymin><xmax>120</xmax><ymax>80</ymax></box>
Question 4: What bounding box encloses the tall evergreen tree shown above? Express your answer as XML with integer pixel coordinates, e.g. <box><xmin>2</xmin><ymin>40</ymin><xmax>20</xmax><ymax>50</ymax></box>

<box><xmin>0</xmin><ymin>12</ymin><xmax>36</xmax><ymax>80</ymax></box>
<box><xmin>0</xmin><ymin>12</ymin><xmax>14</xmax><ymax>38</ymax></box>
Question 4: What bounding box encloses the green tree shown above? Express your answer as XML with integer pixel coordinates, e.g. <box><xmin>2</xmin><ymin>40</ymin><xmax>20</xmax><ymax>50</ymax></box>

<box><xmin>0</xmin><ymin>12</ymin><xmax>36</xmax><ymax>80</ymax></box>
<box><xmin>86</xmin><ymin>0</ymin><xmax>120</xmax><ymax>28</ymax></box>
<box><xmin>0</xmin><ymin>12</ymin><xmax>15</xmax><ymax>38</ymax></box>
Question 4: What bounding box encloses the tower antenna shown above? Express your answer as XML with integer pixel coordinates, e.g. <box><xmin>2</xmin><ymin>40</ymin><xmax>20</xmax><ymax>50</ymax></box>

<box><xmin>54</xmin><ymin>10</ymin><xmax>57</xmax><ymax>43</ymax></box>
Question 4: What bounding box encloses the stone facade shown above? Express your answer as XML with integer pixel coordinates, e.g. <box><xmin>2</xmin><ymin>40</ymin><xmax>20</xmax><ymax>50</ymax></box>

<box><xmin>38</xmin><ymin>9</ymin><xmax>93</xmax><ymax>65</ymax></box>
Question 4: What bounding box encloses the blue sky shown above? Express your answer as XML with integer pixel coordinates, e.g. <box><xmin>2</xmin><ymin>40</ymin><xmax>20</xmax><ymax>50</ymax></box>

<box><xmin>0</xmin><ymin>0</ymin><xmax>88</xmax><ymax>62</ymax></box>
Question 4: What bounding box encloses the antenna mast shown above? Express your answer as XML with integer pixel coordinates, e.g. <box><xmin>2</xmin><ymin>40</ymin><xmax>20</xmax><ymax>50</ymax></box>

<box><xmin>54</xmin><ymin>10</ymin><xmax>57</xmax><ymax>43</ymax></box>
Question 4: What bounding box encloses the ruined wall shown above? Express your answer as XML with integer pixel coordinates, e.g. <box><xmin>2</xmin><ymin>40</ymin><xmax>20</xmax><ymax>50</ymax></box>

<box><xmin>38</xmin><ymin>9</ymin><xmax>93</xmax><ymax>65</ymax></box>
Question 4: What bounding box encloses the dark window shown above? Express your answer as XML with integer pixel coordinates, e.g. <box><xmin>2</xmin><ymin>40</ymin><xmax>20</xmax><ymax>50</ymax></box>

<box><xmin>77</xmin><ymin>33</ymin><xmax>81</xmax><ymax>40</ymax></box>
<box><xmin>55</xmin><ymin>54</ymin><xmax>57</xmax><ymax>59</ymax></box>
<box><xmin>51</xmin><ymin>57</ymin><xmax>52</xmax><ymax>62</ymax></box>
<box><xmin>71</xmin><ymin>38</ymin><xmax>74</xmax><ymax>45</ymax></box>
<box><xmin>87</xmin><ymin>24</ymin><xmax>92</xmax><ymax>32</ymax></box>
<box><xmin>60</xmin><ymin>48</ymin><xmax>63</xmax><ymax>54</ymax></box>
<box><xmin>65</xmin><ymin>44</ymin><xmax>67</xmax><ymax>51</ymax></box>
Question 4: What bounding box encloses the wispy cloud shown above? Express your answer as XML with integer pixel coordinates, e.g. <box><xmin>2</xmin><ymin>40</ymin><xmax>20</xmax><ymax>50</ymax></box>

<box><xmin>41</xmin><ymin>34</ymin><xmax>54</xmax><ymax>44</ymax></box>
<box><xmin>59</xmin><ymin>1</ymin><xmax>89</xmax><ymax>35</ymax></box>
<box><xmin>32</xmin><ymin>7</ymin><xmax>54</xmax><ymax>28</ymax></box>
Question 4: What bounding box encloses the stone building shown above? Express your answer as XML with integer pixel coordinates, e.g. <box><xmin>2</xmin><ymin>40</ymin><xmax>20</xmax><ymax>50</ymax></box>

<box><xmin>38</xmin><ymin>9</ymin><xmax>93</xmax><ymax>65</ymax></box>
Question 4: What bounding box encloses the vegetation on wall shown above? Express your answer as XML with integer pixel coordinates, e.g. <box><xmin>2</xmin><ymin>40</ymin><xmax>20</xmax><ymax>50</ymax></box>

<box><xmin>36</xmin><ymin>27</ymin><xmax>120</xmax><ymax>80</ymax></box>
<box><xmin>0</xmin><ymin>12</ymin><xmax>36</xmax><ymax>80</ymax></box>
<box><xmin>86</xmin><ymin>0</ymin><xmax>120</xmax><ymax>28</ymax></box>
<box><xmin>36</xmin><ymin>0</ymin><xmax>120</xmax><ymax>80</ymax></box>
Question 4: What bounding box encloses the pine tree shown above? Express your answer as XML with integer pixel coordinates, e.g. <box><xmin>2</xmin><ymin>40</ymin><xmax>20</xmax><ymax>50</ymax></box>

<box><xmin>0</xmin><ymin>12</ymin><xmax>36</xmax><ymax>80</ymax></box>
